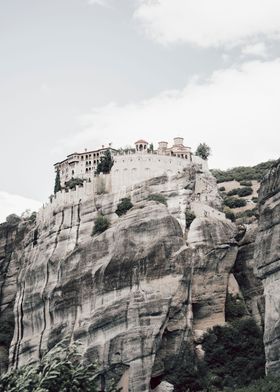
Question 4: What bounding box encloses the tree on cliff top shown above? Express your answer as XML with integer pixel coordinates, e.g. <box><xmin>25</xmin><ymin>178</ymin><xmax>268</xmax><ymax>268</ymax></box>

<box><xmin>96</xmin><ymin>150</ymin><xmax>114</xmax><ymax>175</ymax></box>
<box><xmin>195</xmin><ymin>143</ymin><xmax>211</xmax><ymax>160</ymax></box>
<box><xmin>54</xmin><ymin>169</ymin><xmax>62</xmax><ymax>194</ymax></box>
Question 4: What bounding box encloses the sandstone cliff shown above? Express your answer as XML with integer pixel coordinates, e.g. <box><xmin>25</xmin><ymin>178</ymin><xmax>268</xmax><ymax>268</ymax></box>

<box><xmin>0</xmin><ymin>167</ymin><xmax>262</xmax><ymax>391</ymax></box>
<box><xmin>255</xmin><ymin>159</ymin><xmax>280</xmax><ymax>375</ymax></box>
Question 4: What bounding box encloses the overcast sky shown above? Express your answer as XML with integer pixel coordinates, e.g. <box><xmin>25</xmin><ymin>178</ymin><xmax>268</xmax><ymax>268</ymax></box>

<box><xmin>1</xmin><ymin>0</ymin><xmax>280</xmax><ymax>222</ymax></box>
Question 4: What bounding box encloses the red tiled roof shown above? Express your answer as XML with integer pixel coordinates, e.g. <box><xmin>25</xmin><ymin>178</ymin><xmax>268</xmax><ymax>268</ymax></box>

<box><xmin>135</xmin><ymin>139</ymin><xmax>148</xmax><ymax>144</ymax></box>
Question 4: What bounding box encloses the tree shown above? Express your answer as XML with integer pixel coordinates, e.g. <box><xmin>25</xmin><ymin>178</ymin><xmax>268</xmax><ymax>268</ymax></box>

<box><xmin>96</xmin><ymin>150</ymin><xmax>114</xmax><ymax>175</ymax></box>
<box><xmin>0</xmin><ymin>339</ymin><xmax>99</xmax><ymax>392</ymax></box>
<box><xmin>54</xmin><ymin>169</ymin><xmax>62</xmax><ymax>194</ymax></box>
<box><xmin>92</xmin><ymin>215</ymin><xmax>110</xmax><ymax>235</ymax></box>
<box><xmin>195</xmin><ymin>143</ymin><xmax>211</xmax><ymax>160</ymax></box>
<box><xmin>115</xmin><ymin>197</ymin><xmax>133</xmax><ymax>216</ymax></box>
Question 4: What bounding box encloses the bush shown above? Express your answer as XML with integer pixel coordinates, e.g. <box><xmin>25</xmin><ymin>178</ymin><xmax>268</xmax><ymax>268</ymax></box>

<box><xmin>115</xmin><ymin>197</ymin><xmax>133</xmax><ymax>216</ymax></box>
<box><xmin>252</xmin><ymin>197</ymin><xmax>258</xmax><ymax>203</ymax></box>
<box><xmin>225</xmin><ymin>294</ymin><xmax>247</xmax><ymax>322</ymax></box>
<box><xmin>5</xmin><ymin>214</ymin><xmax>21</xmax><ymax>225</ymax></box>
<box><xmin>185</xmin><ymin>209</ymin><xmax>196</xmax><ymax>229</ymax></box>
<box><xmin>237</xmin><ymin>187</ymin><xmax>253</xmax><ymax>197</ymax></box>
<box><xmin>65</xmin><ymin>177</ymin><xmax>84</xmax><ymax>190</ymax></box>
<box><xmin>225</xmin><ymin>210</ymin><xmax>236</xmax><ymax>222</ymax></box>
<box><xmin>224</xmin><ymin>197</ymin><xmax>247</xmax><ymax>208</ymax></box>
<box><xmin>202</xmin><ymin>318</ymin><xmax>265</xmax><ymax>390</ymax></box>
<box><xmin>219</xmin><ymin>186</ymin><xmax>225</xmax><ymax>191</ymax></box>
<box><xmin>0</xmin><ymin>339</ymin><xmax>99</xmax><ymax>392</ymax></box>
<box><xmin>227</xmin><ymin>188</ymin><xmax>239</xmax><ymax>196</ymax></box>
<box><xmin>92</xmin><ymin>215</ymin><xmax>110</xmax><ymax>235</ymax></box>
<box><xmin>195</xmin><ymin>143</ymin><xmax>211</xmax><ymax>160</ymax></box>
<box><xmin>235</xmin><ymin>377</ymin><xmax>280</xmax><ymax>391</ymax></box>
<box><xmin>240</xmin><ymin>180</ymin><xmax>253</xmax><ymax>186</ymax></box>
<box><xmin>147</xmin><ymin>194</ymin><xmax>167</xmax><ymax>206</ymax></box>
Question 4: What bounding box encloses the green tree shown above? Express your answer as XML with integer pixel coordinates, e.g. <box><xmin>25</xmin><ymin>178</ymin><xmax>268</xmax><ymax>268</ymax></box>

<box><xmin>115</xmin><ymin>197</ymin><xmax>133</xmax><ymax>216</ymax></box>
<box><xmin>0</xmin><ymin>339</ymin><xmax>98</xmax><ymax>392</ymax></box>
<box><xmin>96</xmin><ymin>150</ymin><xmax>114</xmax><ymax>175</ymax></box>
<box><xmin>195</xmin><ymin>143</ymin><xmax>211</xmax><ymax>160</ymax></box>
<box><xmin>54</xmin><ymin>169</ymin><xmax>62</xmax><ymax>194</ymax></box>
<box><xmin>147</xmin><ymin>194</ymin><xmax>167</xmax><ymax>206</ymax></box>
<box><xmin>92</xmin><ymin>215</ymin><xmax>110</xmax><ymax>235</ymax></box>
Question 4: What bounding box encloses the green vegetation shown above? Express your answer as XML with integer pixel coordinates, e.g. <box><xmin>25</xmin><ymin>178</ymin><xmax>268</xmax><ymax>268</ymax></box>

<box><xmin>224</xmin><ymin>209</ymin><xmax>236</xmax><ymax>222</ymax></box>
<box><xmin>54</xmin><ymin>169</ymin><xmax>62</xmax><ymax>194</ymax></box>
<box><xmin>235</xmin><ymin>208</ymin><xmax>259</xmax><ymax>220</ymax></box>
<box><xmin>147</xmin><ymin>194</ymin><xmax>167</xmax><ymax>206</ymax></box>
<box><xmin>92</xmin><ymin>215</ymin><xmax>110</xmax><ymax>235</ymax></box>
<box><xmin>5</xmin><ymin>214</ymin><xmax>21</xmax><ymax>225</ymax></box>
<box><xmin>195</xmin><ymin>143</ymin><xmax>211</xmax><ymax>160</ymax></box>
<box><xmin>115</xmin><ymin>197</ymin><xmax>133</xmax><ymax>216</ymax></box>
<box><xmin>252</xmin><ymin>197</ymin><xmax>258</xmax><ymax>203</ymax></box>
<box><xmin>96</xmin><ymin>150</ymin><xmax>114</xmax><ymax>174</ymax></box>
<box><xmin>65</xmin><ymin>177</ymin><xmax>84</xmax><ymax>190</ymax></box>
<box><xmin>225</xmin><ymin>294</ymin><xmax>247</xmax><ymax>322</ymax></box>
<box><xmin>0</xmin><ymin>340</ymin><xmax>98</xmax><ymax>392</ymax></box>
<box><xmin>240</xmin><ymin>180</ymin><xmax>253</xmax><ymax>186</ymax></box>
<box><xmin>234</xmin><ymin>377</ymin><xmax>280</xmax><ymax>392</ymax></box>
<box><xmin>185</xmin><ymin>209</ymin><xmax>196</xmax><ymax>229</ymax></box>
<box><xmin>224</xmin><ymin>197</ymin><xmax>247</xmax><ymax>208</ymax></box>
<box><xmin>202</xmin><ymin>318</ymin><xmax>265</xmax><ymax>390</ymax></box>
<box><xmin>211</xmin><ymin>160</ymin><xmax>276</xmax><ymax>183</ymax></box>
<box><xmin>227</xmin><ymin>187</ymin><xmax>253</xmax><ymax>197</ymax></box>
<box><xmin>219</xmin><ymin>186</ymin><xmax>225</xmax><ymax>192</ymax></box>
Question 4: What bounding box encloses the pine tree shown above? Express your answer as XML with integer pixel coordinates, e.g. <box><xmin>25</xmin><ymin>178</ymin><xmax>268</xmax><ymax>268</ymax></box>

<box><xmin>54</xmin><ymin>169</ymin><xmax>62</xmax><ymax>194</ymax></box>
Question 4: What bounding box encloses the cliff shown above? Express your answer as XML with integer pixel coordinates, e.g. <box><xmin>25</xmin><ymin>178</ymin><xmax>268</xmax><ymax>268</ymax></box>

<box><xmin>255</xmin><ymin>159</ymin><xmax>280</xmax><ymax>375</ymax></box>
<box><xmin>0</xmin><ymin>164</ymin><xmax>267</xmax><ymax>391</ymax></box>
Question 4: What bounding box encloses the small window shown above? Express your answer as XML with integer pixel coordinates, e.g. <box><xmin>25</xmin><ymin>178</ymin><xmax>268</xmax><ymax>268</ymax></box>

<box><xmin>86</xmin><ymin>168</ymin><xmax>88</xmax><ymax>172</ymax></box>
<box><xmin>72</xmin><ymin>170</ymin><xmax>74</xmax><ymax>175</ymax></box>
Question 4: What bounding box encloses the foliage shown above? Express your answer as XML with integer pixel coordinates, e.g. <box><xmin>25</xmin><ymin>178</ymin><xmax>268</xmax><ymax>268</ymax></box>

<box><xmin>225</xmin><ymin>294</ymin><xmax>247</xmax><ymax>322</ymax></box>
<box><xmin>234</xmin><ymin>377</ymin><xmax>280</xmax><ymax>392</ymax></box>
<box><xmin>92</xmin><ymin>215</ymin><xmax>110</xmax><ymax>235</ymax></box>
<box><xmin>65</xmin><ymin>177</ymin><xmax>84</xmax><ymax>190</ymax></box>
<box><xmin>185</xmin><ymin>209</ymin><xmax>196</xmax><ymax>229</ymax></box>
<box><xmin>195</xmin><ymin>143</ymin><xmax>211</xmax><ymax>160</ymax></box>
<box><xmin>0</xmin><ymin>339</ymin><xmax>98</xmax><ymax>392</ymax></box>
<box><xmin>54</xmin><ymin>169</ymin><xmax>62</xmax><ymax>194</ymax></box>
<box><xmin>115</xmin><ymin>197</ymin><xmax>133</xmax><ymax>216</ymax></box>
<box><xmin>202</xmin><ymin>318</ymin><xmax>265</xmax><ymax>390</ymax></box>
<box><xmin>224</xmin><ymin>209</ymin><xmax>236</xmax><ymax>222</ymax></box>
<box><xmin>227</xmin><ymin>187</ymin><xmax>253</xmax><ymax>197</ymax></box>
<box><xmin>5</xmin><ymin>214</ymin><xmax>21</xmax><ymax>225</ymax></box>
<box><xmin>96</xmin><ymin>150</ymin><xmax>114</xmax><ymax>174</ymax></box>
<box><xmin>219</xmin><ymin>186</ymin><xmax>225</xmax><ymax>192</ymax></box>
<box><xmin>211</xmin><ymin>160</ymin><xmax>276</xmax><ymax>183</ymax></box>
<box><xmin>224</xmin><ymin>197</ymin><xmax>247</xmax><ymax>208</ymax></box>
<box><xmin>147</xmin><ymin>194</ymin><xmax>167</xmax><ymax>206</ymax></box>
<box><xmin>235</xmin><ymin>208</ymin><xmax>259</xmax><ymax>220</ymax></box>
<box><xmin>240</xmin><ymin>180</ymin><xmax>253</xmax><ymax>186</ymax></box>
<box><xmin>149</xmin><ymin>143</ymin><xmax>154</xmax><ymax>152</ymax></box>
<box><xmin>252</xmin><ymin>197</ymin><xmax>258</xmax><ymax>203</ymax></box>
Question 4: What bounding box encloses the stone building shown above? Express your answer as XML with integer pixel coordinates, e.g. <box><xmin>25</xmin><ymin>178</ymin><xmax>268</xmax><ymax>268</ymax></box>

<box><xmin>157</xmin><ymin>137</ymin><xmax>192</xmax><ymax>160</ymax></box>
<box><xmin>54</xmin><ymin>145</ymin><xmax>117</xmax><ymax>186</ymax></box>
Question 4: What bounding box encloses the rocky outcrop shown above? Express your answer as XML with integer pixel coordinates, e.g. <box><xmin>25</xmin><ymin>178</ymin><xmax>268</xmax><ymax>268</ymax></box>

<box><xmin>233</xmin><ymin>223</ymin><xmax>264</xmax><ymax>327</ymax></box>
<box><xmin>255</xmin><ymin>159</ymin><xmax>280</xmax><ymax>375</ymax></box>
<box><xmin>0</xmin><ymin>168</ymin><xmax>241</xmax><ymax>391</ymax></box>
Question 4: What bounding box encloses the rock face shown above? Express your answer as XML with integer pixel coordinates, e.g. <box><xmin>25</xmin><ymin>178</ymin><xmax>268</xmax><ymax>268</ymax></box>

<box><xmin>255</xmin><ymin>159</ymin><xmax>280</xmax><ymax>375</ymax></box>
<box><xmin>0</xmin><ymin>168</ymin><xmax>241</xmax><ymax>391</ymax></box>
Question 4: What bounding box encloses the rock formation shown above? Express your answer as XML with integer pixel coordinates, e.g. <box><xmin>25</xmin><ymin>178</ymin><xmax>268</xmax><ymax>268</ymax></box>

<box><xmin>0</xmin><ymin>165</ymin><xmax>266</xmax><ymax>391</ymax></box>
<box><xmin>255</xmin><ymin>159</ymin><xmax>280</xmax><ymax>375</ymax></box>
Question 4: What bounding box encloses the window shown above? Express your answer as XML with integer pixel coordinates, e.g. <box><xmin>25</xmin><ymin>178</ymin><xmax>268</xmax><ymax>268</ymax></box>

<box><xmin>86</xmin><ymin>168</ymin><xmax>88</xmax><ymax>172</ymax></box>
<box><xmin>81</xmin><ymin>156</ymin><xmax>84</xmax><ymax>160</ymax></box>
<box><xmin>72</xmin><ymin>170</ymin><xmax>74</xmax><ymax>175</ymax></box>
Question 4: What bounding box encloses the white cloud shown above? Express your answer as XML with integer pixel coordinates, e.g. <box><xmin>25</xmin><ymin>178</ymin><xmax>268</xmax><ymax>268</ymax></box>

<box><xmin>55</xmin><ymin>59</ymin><xmax>280</xmax><ymax>171</ymax></box>
<box><xmin>0</xmin><ymin>191</ymin><xmax>42</xmax><ymax>224</ymax></box>
<box><xmin>241</xmin><ymin>42</ymin><xmax>268</xmax><ymax>58</ymax></box>
<box><xmin>88</xmin><ymin>0</ymin><xmax>110</xmax><ymax>7</ymax></box>
<box><xmin>134</xmin><ymin>0</ymin><xmax>280</xmax><ymax>48</ymax></box>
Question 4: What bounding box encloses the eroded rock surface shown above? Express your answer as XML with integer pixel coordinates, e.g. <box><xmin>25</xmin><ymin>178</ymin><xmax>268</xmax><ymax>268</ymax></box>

<box><xmin>255</xmin><ymin>159</ymin><xmax>280</xmax><ymax>375</ymax></box>
<box><xmin>0</xmin><ymin>168</ymin><xmax>243</xmax><ymax>391</ymax></box>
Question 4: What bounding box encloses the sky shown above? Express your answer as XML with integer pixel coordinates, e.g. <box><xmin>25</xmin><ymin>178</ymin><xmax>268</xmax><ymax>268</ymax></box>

<box><xmin>0</xmin><ymin>0</ymin><xmax>280</xmax><ymax>222</ymax></box>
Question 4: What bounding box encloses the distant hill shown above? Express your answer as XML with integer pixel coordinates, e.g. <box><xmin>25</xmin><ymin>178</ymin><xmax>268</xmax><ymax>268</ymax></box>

<box><xmin>211</xmin><ymin>160</ymin><xmax>277</xmax><ymax>183</ymax></box>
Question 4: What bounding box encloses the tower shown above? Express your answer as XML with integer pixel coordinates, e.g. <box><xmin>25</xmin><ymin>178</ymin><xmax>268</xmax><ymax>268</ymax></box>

<box><xmin>135</xmin><ymin>139</ymin><xmax>149</xmax><ymax>153</ymax></box>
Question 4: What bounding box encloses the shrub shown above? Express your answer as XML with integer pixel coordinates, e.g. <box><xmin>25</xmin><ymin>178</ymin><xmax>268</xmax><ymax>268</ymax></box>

<box><xmin>5</xmin><ymin>214</ymin><xmax>21</xmax><ymax>225</ymax></box>
<box><xmin>65</xmin><ymin>177</ymin><xmax>84</xmax><ymax>190</ymax></box>
<box><xmin>235</xmin><ymin>377</ymin><xmax>280</xmax><ymax>391</ymax></box>
<box><xmin>224</xmin><ymin>197</ymin><xmax>247</xmax><ymax>208</ymax></box>
<box><xmin>185</xmin><ymin>209</ymin><xmax>196</xmax><ymax>229</ymax></box>
<box><xmin>225</xmin><ymin>293</ymin><xmax>247</xmax><ymax>322</ymax></box>
<box><xmin>0</xmin><ymin>339</ymin><xmax>99</xmax><ymax>392</ymax></box>
<box><xmin>227</xmin><ymin>188</ymin><xmax>239</xmax><ymax>196</ymax></box>
<box><xmin>252</xmin><ymin>197</ymin><xmax>258</xmax><ymax>203</ymax></box>
<box><xmin>240</xmin><ymin>180</ymin><xmax>253</xmax><ymax>186</ymax></box>
<box><xmin>219</xmin><ymin>186</ymin><xmax>225</xmax><ymax>191</ymax></box>
<box><xmin>225</xmin><ymin>210</ymin><xmax>236</xmax><ymax>222</ymax></box>
<box><xmin>202</xmin><ymin>318</ymin><xmax>265</xmax><ymax>390</ymax></box>
<box><xmin>54</xmin><ymin>169</ymin><xmax>62</xmax><ymax>194</ymax></box>
<box><xmin>115</xmin><ymin>197</ymin><xmax>133</xmax><ymax>216</ymax></box>
<box><xmin>92</xmin><ymin>215</ymin><xmax>110</xmax><ymax>235</ymax></box>
<box><xmin>238</xmin><ymin>187</ymin><xmax>253</xmax><ymax>197</ymax></box>
<box><xmin>147</xmin><ymin>194</ymin><xmax>167</xmax><ymax>206</ymax></box>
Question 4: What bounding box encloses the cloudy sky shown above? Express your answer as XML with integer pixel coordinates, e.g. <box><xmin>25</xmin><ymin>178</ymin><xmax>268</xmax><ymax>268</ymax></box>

<box><xmin>1</xmin><ymin>0</ymin><xmax>280</xmax><ymax>222</ymax></box>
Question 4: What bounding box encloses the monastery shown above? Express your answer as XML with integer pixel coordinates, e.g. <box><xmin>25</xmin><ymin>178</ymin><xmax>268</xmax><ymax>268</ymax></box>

<box><xmin>54</xmin><ymin>137</ymin><xmax>207</xmax><ymax>190</ymax></box>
